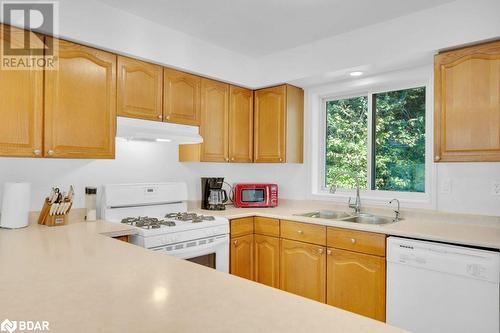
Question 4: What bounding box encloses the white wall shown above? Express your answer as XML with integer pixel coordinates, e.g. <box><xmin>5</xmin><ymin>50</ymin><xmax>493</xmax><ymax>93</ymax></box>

<box><xmin>437</xmin><ymin>163</ymin><xmax>500</xmax><ymax>216</ymax></box>
<box><xmin>0</xmin><ymin>141</ymin><xmax>308</xmax><ymax>211</ymax></box>
<box><xmin>258</xmin><ymin>0</ymin><xmax>500</xmax><ymax>87</ymax></box>
<box><xmin>11</xmin><ymin>0</ymin><xmax>259</xmax><ymax>87</ymax></box>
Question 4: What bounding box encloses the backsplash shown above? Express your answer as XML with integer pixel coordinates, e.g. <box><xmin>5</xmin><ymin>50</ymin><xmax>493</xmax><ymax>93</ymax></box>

<box><xmin>0</xmin><ymin>140</ymin><xmax>498</xmax><ymax>216</ymax></box>
<box><xmin>0</xmin><ymin>140</ymin><xmax>308</xmax><ymax>211</ymax></box>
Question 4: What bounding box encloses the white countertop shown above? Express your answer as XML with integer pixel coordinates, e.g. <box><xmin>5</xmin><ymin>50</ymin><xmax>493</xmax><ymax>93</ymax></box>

<box><xmin>0</xmin><ymin>219</ymin><xmax>406</xmax><ymax>333</ymax></box>
<box><xmin>189</xmin><ymin>200</ymin><xmax>500</xmax><ymax>250</ymax></box>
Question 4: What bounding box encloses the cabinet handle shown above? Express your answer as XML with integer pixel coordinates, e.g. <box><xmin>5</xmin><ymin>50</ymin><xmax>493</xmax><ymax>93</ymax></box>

<box><xmin>231</xmin><ymin>157</ymin><xmax>235</xmax><ymax>161</ymax></box>
<box><xmin>297</xmin><ymin>230</ymin><xmax>303</xmax><ymax>235</ymax></box>
<box><xmin>33</xmin><ymin>149</ymin><xmax>41</xmax><ymax>156</ymax></box>
<box><xmin>350</xmin><ymin>238</ymin><xmax>356</xmax><ymax>244</ymax></box>
<box><xmin>318</xmin><ymin>248</ymin><xmax>324</xmax><ymax>254</ymax></box>
<box><xmin>225</xmin><ymin>157</ymin><xmax>229</xmax><ymax>162</ymax></box>
<box><xmin>157</xmin><ymin>114</ymin><xmax>163</xmax><ymax>119</ymax></box>
<box><xmin>435</xmin><ymin>156</ymin><xmax>441</xmax><ymax>161</ymax></box>
<box><xmin>279</xmin><ymin>157</ymin><xmax>283</xmax><ymax>162</ymax></box>
<box><xmin>327</xmin><ymin>249</ymin><xmax>332</xmax><ymax>255</ymax></box>
<box><xmin>233</xmin><ymin>240</ymin><xmax>238</xmax><ymax>245</ymax></box>
<box><xmin>47</xmin><ymin>150</ymin><xmax>54</xmax><ymax>156</ymax></box>
<box><xmin>166</xmin><ymin>116</ymin><xmax>170</xmax><ymax>121</ymax></box>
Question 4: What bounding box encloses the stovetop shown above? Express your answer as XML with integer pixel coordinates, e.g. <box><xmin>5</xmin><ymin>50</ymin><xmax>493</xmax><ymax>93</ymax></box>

<box><xmin>120</xmin><ymin>212</ymin><xmax>220</xmax><ymax>231</ymax></box>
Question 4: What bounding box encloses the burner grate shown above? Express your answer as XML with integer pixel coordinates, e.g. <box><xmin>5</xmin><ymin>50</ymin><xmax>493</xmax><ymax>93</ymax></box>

<box><xmin>165</xmin><ymin>212</ymin><xmax>216</xmax><ymax>223</ymax></box>
<box><xmin>120</xmin><ymin>216</ymin><xmax>176</xmax><ymax>229</ymax></box>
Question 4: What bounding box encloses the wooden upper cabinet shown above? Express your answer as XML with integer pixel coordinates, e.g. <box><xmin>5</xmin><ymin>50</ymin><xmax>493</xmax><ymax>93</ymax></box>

<box><xmin>117</xmin><ymin>56</ymin><xmax>163</xmax><ymax>121</ymax></box>
<box><xmin>0</xmin><ymin>25</ymin><xmax>43</xmax><ymax>157</ymax></box>
<box><xmin>254</xmin><ymin>234</ymin><xmax>280</xmax><ymax>288</ymax></box>
<box><xmin>44</xmin><ymin>38</ymin><xmax>116</xmax><ymax>159</ymax></box>
<box><xmin>280</xmin><ymin>239</ymin><xmax>326</xmax><ymax>302</ymax></box>
<box><xmin>434</xmin><ymin>40</ymin><xmax>500</xmax><ymax>162</ymax></box>
<box><xmin>230</xmin><ymin>234</ymin><xmax>254</xmax><ymax>281</ymax></box>
<box><xmin>254</xmin><ymin>84</ymin><xmax>303</xmax><ymax>163</ymax></box>
<box><xmin>229</xmin><ymin>86</ymin><xmax>253</xmax><ymax>162</ymax></box>
<box><xmin>327</xmin><ymin>248</ymin><xmax>386</xmax><ymax>321</ymax></box>
<box><xmin>199</xmin><ymin>78</ymin><xmax>229</xmax><ymax>162</ymax></box>
<box><xmin>254</xmin><ymin>85</ymin><xmax>285</xmax><ymax>163</ymax></box>
<box><xmin>163</xmin><ymin>68</ymin><xmax>201</xmax><ymax>125</ymax></box>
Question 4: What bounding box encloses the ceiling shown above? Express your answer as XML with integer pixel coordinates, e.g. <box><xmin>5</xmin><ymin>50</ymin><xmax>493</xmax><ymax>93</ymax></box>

<box><xmin>97</xmin><ymin>0</ymin><xmax>455</xmax><ymax>57</ymax></box>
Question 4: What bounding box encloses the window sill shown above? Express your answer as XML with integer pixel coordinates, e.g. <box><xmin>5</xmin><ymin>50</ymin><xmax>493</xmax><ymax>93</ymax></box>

<box><xmin>311</xmin><ymin>189</ymin><xmax>435</xmax><ymax>210</ymax></box>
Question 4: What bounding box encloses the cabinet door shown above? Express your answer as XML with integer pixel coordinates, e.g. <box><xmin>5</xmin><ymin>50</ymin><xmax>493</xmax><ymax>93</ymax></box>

<box><xmin>230</xmin><ymin>234</ymin><xmax>254</xmax><ymax>280</ymax></box>
<box><xmin>200</xmin><ymin>78</ymin><xmax>229</xmax><ymax>162</ymax></box>
<box><xmin>280</xmin><ymin>239</ymin><xmax>326</xmax><ymax>302</ymax></box>
<box><xmin>434</xmin><ymin>40</ymin><xmax>500</xmax><ymax>162</ymax></box>
<box><xmin>0</xmin><ymin>25</ymin><xmax>43</xmax><ymax>157</ymax></box>
<box><xmin>44</xmin><ymin>38</ymin><xmax>116</xmax><ymax>159</ymax></box>
<box><xmin>327</xmin><ymin>248</ymin><xmax>386</xmax><ymax>321</ymax></box>
<box><xmin>229</xmin><ymin>86</ymin><xmax>253</xmax><ymax>162</ymax></box>
<box><xmin>163</xmin><ymin>68</ymin><xmax>201</xmax><ymax>125</ymax></box>
<box><xmin>254</xmin><ymin>234</ymin><xmax>279</xmax><ymax>288</ymax></box>
<box><xmin>117</xmin><ymin>56</ymin><xmax>162</xmax><ymax>121</ymax></box>
<box><xmin>254</xmin><ymin>85</ymin><xmax>286</xmax><ymax>163</ymax></box>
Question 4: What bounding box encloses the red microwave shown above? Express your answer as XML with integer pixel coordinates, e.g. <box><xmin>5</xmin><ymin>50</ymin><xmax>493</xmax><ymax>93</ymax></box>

<box><xmin>233</xmin><ymin>183</ymin><xmax>278</xmax><ymax>208</ymax></box>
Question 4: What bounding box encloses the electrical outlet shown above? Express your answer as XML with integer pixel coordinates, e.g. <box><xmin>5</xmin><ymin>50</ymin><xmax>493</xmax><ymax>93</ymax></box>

<box><xmin>492</xmin><ymin>181</ymin><xmax>500</xmax><ymax>196</ymax></box>
<box><xmin>441</xmin><ymin>179</ymin><xmax>452</xmax><ymax>194</ymax></box>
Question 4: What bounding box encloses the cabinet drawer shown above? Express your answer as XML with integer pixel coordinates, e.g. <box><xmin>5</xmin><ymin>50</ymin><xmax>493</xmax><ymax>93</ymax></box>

<box><xmin>281</xmin><ymin>220</ymin><xmax>326</xmax><ymax>245</ymax></box>
<box><xmin>254</xmin><ymin>217</ymin><xmax>279</xmax><ymax>237</ymax></box>
<box><xmin>327</xmin><ymin>227</ymin><xmax>385</xmax><ymax>256</ymax></box>
<box><xmin>230</xmin><ymin>217</ymin><xmax>254</xmax><ymax>237</ymax></box>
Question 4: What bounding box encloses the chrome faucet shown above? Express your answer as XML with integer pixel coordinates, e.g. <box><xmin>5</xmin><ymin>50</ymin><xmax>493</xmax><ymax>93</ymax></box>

<box><xmin>329</xmin><ymin>174</ymin><xmax>361</xmax><ymax>214</ymax></box>
<box><xmin>348</xmin><ymin>179</ymin><xmax>361</xmax><ymax>214</ymax></box>
<box><xmin>389</xmin><ymin>198</ymin><xmax>401</xmax><ymax>222</ymax></box>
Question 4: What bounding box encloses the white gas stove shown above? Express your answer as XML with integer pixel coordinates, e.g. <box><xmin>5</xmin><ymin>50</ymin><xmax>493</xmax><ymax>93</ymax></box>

<box><xmin>101</xmin><ymin>183</ymin><xmax>230</xmax><ymax>272</ymax></box>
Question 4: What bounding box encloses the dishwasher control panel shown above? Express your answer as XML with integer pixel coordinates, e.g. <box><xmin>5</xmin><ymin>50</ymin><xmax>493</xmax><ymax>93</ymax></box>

<box><xmin>387</xmin><ymin>237</ymin><xmax>500</xmax><ymax>283</ymax></box>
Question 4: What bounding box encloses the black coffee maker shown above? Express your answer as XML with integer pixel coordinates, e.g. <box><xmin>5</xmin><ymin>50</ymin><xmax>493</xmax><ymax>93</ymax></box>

<box><xmin>201</xmin><ymin>177</ymin><xmax>228</xmax><ymax>210</ymax></box>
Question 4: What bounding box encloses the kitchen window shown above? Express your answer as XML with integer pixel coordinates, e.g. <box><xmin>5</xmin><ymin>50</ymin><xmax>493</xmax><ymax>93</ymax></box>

<box><xmin>323</xmin><ymin>86</ymin><xmax>426</xmax><ymax>194</ymax></box>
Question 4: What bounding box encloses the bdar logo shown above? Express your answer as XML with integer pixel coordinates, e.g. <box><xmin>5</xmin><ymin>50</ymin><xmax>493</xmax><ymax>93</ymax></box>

<box><xmin>0</xmin><ymin>319</ymin><xmax>17</xmax><ymax>333</ymax></box>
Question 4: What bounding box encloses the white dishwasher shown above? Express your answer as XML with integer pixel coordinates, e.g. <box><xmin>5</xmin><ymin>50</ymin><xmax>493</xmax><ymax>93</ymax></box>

<box><xmin>387</xmin><ymin>237</ymin><xmax>499</xmax><ymax>333</ymax></box>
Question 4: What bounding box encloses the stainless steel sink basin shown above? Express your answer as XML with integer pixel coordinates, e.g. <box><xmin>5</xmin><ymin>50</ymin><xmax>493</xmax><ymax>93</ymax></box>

<box><xmin>295</xmin><ymin>211</ymin><xmax>399</xmax><ymax>225</ymax></box>
<box><xmin>341</xmin><ymin>214</ymin><xmax>396</xmax><ymax>225</ymax></box>
<box><xmin>295</xmin><ymin>210</ymin><xmax>351</xmax><ymax>219</ymax></box>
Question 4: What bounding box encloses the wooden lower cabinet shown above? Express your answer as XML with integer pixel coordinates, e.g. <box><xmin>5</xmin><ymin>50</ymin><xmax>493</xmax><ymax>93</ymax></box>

<box><xmin>230</xmin><ymin>234</ymin><xmax>254</xmax><ymax>280</ymax></box>
<box><xmin>113</xmin><ymin>235</ymin><xmax>129</xmax><ymax>243</ymax></box>
<box><xmin>326</xmin><ymin>248</ymin><xmax>386</xmax><ymax>321</ymax></box>
<box><xmin>280</xmin><ymin>239</ymin><xmax>326</xmax><ymax>302</ymax></box>
<box><xmin>228</xmin><ymin>218</ymin><xmax>387</xmax><ymax>321</ymax></box>
<box><xmin>254</xmin><ymin>234</ymin><xmax>280</xmax><ymax>288</ymax></box>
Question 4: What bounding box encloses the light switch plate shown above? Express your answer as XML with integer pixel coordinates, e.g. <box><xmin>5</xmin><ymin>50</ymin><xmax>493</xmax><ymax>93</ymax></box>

<box><xmin>491</xmin><ymin>181</ymin><xmax>500</xmax><ymax>196</ymax></box>
<box><xmin>441</xmin><ymin>179</ymin><xmax>452</xmax><ymax>194</ymax></box>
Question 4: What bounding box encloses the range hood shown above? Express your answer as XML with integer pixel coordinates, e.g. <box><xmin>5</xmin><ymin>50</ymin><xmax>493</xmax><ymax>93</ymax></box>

<box><xmin>116</xmin><ymin>116</ymin><xmax>203</xmax><ymax>144</ymax></box>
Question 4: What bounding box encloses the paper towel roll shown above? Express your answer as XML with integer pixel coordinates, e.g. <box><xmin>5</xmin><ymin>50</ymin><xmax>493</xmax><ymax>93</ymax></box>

<box><xmin>0</xmin><ymin>182</ymin><xmax>31</xmax><ymax>229</ymax></box>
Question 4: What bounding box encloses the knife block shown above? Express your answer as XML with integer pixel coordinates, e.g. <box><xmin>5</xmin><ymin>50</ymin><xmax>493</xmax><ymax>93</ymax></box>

<box><xmin>38</xmin><ymin>198</ymin><xmax>72</xmax><ymax>227</ymax></box>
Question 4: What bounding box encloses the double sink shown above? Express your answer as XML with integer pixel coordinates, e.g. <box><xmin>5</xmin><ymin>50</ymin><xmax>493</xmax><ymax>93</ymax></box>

<box><xmin>295</xmin><ymin>211</ymin><xmax>398</xmax><ymax>225</ymax></box>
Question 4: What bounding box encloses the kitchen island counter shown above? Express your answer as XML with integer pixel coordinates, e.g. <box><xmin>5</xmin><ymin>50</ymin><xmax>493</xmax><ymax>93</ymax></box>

<box><xmin>0</xmin><ymin>219</ymin><xmax>406</xmax><ymax>333</ymax></box>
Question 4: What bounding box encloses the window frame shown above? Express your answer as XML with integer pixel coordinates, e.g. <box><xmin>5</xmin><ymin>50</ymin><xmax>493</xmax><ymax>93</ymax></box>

<box><xmin>312</xmin><ymin>73</ymin><xmax>435</xmax><ymax>209</ymax></box>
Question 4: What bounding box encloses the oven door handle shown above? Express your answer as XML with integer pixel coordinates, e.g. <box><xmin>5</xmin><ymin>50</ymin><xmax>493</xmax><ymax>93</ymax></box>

<box><xmin>153</xmin><ymin>236</ymin><xmax>229</xmax><ymax>258</ymax></box>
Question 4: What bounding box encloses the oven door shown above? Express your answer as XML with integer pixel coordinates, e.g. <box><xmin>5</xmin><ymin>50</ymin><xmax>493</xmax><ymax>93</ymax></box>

<box><xmin>152</xmin><ymin>235</ymin><xmax>229</xmax><ymax>273</ymax></box>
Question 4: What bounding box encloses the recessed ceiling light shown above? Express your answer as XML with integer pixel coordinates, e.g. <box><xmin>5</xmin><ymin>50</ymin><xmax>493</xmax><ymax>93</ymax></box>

<box><xmin>350</xmin><ymin>71</ymin><xmax>363</xmax><ymax>77</ymax></box>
